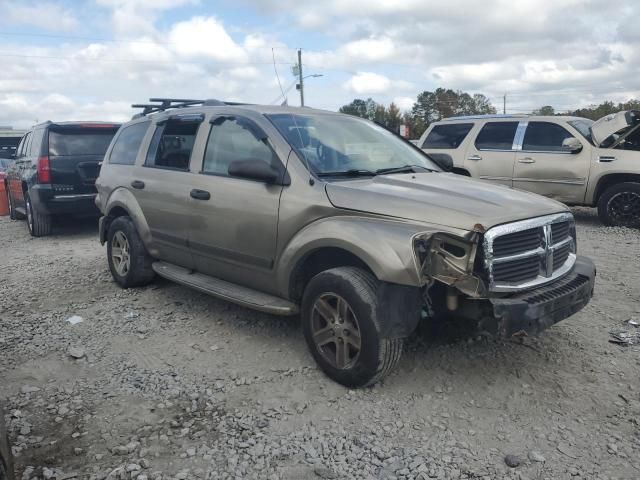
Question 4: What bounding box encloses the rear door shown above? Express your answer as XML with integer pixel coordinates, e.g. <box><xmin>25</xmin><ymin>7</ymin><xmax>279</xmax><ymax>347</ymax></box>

<box><xmin>512</xmin><ymin>121</ymin><xmax>590</xmax><ymax>204</ymax></box>
<box><xmin>129</xmin><ymin>114</ymin><xmax>204</xmax><ymax>269</ymax></box>
<box><xmin>463</xmin><ymin>121</ymin><xmax>519</xmax><ymax>187</ymax></box>
<box><xmin>47</xmin><ymin>124</ymin><xmax>120</xmax><ymax>194</ymax></box>
<box><xmin>8</xmin><ymin>131</ymin><xmax>31</xmax><ymax>210</ymax></box>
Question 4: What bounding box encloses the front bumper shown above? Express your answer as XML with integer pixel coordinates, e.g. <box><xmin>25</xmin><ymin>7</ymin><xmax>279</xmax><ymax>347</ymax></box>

<box><xmin>480</xmin><ymin>256</ymin><xmax>596</xmax><ymax>337</ymax></box>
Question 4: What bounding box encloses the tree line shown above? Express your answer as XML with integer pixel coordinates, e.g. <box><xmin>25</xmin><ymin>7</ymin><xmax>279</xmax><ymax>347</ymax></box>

<box><xmin>339</xmin><ymin>88</ymin><xmax>640</xmax><ymax>138</ymax></box>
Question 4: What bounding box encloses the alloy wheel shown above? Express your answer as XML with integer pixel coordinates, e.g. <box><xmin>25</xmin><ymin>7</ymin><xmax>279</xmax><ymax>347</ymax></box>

<box><xmin>111</xmin><ymin>231</ymin><xmax>131</xmax><ymax>277</ymax></box>
<box><xmin>311</xmin><ymin>293</ymin><xmax>362</xmax><ymax>370</ymax></box>
<box><xmin>608</xmin><ymin>191</ymin><xmax>640</xmax><ymax>227</ymax></box>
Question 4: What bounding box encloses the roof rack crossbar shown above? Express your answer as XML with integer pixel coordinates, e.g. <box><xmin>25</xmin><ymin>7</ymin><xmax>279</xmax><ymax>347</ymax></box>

<box><xmin>131</xmin><ymin>98</ymin><xmax>252</xmax><ymax>118</ymax></box>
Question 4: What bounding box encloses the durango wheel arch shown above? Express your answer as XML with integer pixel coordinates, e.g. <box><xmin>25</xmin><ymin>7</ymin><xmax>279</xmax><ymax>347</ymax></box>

<box><xmin>99</xmin><ymin>188</ymin><xmax>154</xmax><ymax>253</ymax></box>
<box><xmin>276</xmin><ymin>216</ymin><xmax>452</xmax><ymax>299</ymax></box>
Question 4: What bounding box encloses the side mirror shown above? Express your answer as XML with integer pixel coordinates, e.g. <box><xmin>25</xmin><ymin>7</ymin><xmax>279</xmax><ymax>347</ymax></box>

<box><xmin>228</xmin><ymin>158</ymin><xmax>280</xmax><ymax>184</ymax></box>
<box><xmin>428</xmin><ymin>153</ymin><xmax>454</xmax><ymax>172</ymax></box>
<box><xmin>562</xmin><ymin>137</ymin><xmax>583</xmax><ymax>154</ymax></box>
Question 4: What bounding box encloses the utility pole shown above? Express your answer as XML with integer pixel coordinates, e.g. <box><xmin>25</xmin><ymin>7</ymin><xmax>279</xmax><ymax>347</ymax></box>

<box><xmin>298</xmin><ymin>49</ymin><xmax>304</xmax><ymax>107</ymax></box>
<box><xmin>503</xmin><ymin>93</ymin><xmax>506</xmax><ymax>114</ymax></box>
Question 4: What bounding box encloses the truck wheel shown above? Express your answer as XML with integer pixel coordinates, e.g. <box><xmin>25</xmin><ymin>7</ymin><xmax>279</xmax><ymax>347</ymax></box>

<box><xmin>107</xmin><ymin>216</ymin><xmax>155</xmax><ymax>288</ymax></box>
<box><xmin>26</xmin><ymin>193</ymin><xmax>52</xmax><ymax>237</ymax></box>
<box><xmin>597</xmin><ymin>182</ymin><xmax>640</xmax><ymax>228</ymax></box>
<box><xmin>301</xmin><ymin>267</ymin><xmax>403</xmax><ymax>388</ymax></box>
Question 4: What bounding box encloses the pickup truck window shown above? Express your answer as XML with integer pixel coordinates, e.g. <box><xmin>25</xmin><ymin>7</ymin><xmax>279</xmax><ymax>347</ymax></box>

<box><xmin>202</xmin><ymin>117</ymin><xmax>275</xmax><ymax>176</ymax></box>
<box><xmin>522</xmin><ymin>122</ymin><xmax>573</xmax><ymax>152</ymax></box>
<box><xmin>474</xmin><ymin>122</ymin><xmax>518</xmax><ymax>151</ymax></box>
<box><xmin>109</xmin><ymin>122</ymin><xmax>149</xmax><ymax>165</ymax></box>
<box><xmin>422</xmin><ymin>123</ymin><xmax>473</xmax><ymax>149</ymax></box>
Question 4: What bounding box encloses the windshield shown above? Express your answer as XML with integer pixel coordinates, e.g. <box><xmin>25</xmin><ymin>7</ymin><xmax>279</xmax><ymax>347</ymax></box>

<box><xmin>568</xmin><ymin>119</ymin><xmax>594</xmax><ymax>144</ymax></box>
<box><xmin>267</xmin><ymin>113</ymin><xmax>438</xmax><ymax>175</ymax></box>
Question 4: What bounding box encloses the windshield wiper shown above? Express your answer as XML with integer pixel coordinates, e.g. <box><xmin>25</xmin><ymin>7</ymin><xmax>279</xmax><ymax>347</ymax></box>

<box><xmin>376</xmin><ymin>165</ymin><xmax>432</xmax><ymax>175</ymax></box>
<box><xmin>317</xmin><ymin>169</ymin><xmax>377</xmax><ymax>178</ymax></box>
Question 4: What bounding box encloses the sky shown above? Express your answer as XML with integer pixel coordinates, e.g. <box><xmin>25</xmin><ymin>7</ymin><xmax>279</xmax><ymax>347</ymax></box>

<box><xmin>0</xmin><ymin>0</ymin><xmax>639</xmax><ymax>128</ymax></box>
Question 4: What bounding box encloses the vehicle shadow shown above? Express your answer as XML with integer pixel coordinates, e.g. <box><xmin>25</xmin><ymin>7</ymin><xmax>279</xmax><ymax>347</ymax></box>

<box><xmin>50</xmin><ymin>216</ymin><xmax>99</xmax><ymax>237</ymax></box>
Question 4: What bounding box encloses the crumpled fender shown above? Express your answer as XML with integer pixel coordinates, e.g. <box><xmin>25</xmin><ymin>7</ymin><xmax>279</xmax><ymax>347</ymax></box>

<box><xmin>276</xmin><ymin>216</ymin><xmax>469</xmax><ymax>296</ymax></box>
<box><xmin>100</xmin><ymin>187</ymin><xmax>155</xmax><ymax>255</ymax></box>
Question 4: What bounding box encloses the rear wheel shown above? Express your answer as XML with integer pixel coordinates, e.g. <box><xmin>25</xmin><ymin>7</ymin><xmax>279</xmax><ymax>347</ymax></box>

<box><xmin>26</xmin><ymin>193</ymin><xmax>52</xmax><ymax>236</ymax></box>
<box><xmin>107</xmin><ymin>216</ymin><xmax>155</xmax><ymax>288</ymax></box>
<box><xmin>301</xmin><ymin>267</ymin><xmax>403</xmax><ymax>388</ymax></box>
<box><xmin>6</xmin><ymin>185</ymin><xmax>17</xmax><ymax>220</ymax></box>
<box><xmin>597</xmin><ymin>182</ymin><xmax>640</xmax><ymax>228</ymax></box>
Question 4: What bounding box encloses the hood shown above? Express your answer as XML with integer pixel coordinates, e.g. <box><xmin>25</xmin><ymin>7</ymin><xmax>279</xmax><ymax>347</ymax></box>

<box><xmin>325</xmin><ymin>173</ymin><xmax>568</xmax><ymax>232</ymax></box>
<box><xmin>591</xmin><ymin>110</ymin><xmax>640</xmax><ymax>147</ymax></box>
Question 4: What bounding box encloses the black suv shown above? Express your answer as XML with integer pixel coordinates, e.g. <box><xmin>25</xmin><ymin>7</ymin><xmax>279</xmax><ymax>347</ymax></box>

<box><xmin>5</xmin><ymin>121</ymin><xmax>120</xmax><ymax>236</ymax></box>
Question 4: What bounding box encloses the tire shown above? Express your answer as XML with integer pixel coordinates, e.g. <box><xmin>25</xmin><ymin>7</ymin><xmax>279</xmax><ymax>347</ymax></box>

<box><xmin>107</xmin><ymin>216</ymin><xmax>155</xmax><ymax>288</ymax></box>
<box><xmin>25</xmin><ymin>193</ymin><xmax>52</xmax><ymax>237</ymax></box>
<box><xmin>301</xmin><ymin>267</ymin><xmax>403</xmax><ymax>388</ymax></box>
<box><xmin>6</xmin><ymin>184</ymin><xmax>17</xmax><ymax>221</ymax></box>
<box><xmin>597</xmin><ymin>182</ymin><xmax>640</xmax><ymax>228</ymax></box>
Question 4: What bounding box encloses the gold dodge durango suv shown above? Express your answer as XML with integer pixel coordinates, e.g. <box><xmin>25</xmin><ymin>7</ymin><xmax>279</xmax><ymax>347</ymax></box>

<box><xmin>419</xmin><ymin>111</ymin><xmax>640</xmax><ymax>227</ymax></box>
<box><xmin>95</xmin><ymin>98</ymin><xmax>596</xmax><ymax>387</ymax></box>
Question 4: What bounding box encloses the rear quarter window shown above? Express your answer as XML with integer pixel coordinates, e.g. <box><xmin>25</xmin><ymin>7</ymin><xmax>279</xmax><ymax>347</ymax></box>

<box><xmin>474</xmin><ymin>122</ymin><xmax>519</xmax><ymax>150</ymax></box>
<box><xmin>49</xmin><ymin>128</ymin><xmax>118</xmax><ymax>156</ymax></box>
<box><xmin>108</xmin><ymin>122</ymin><xmax>149</xmax><ymax>165</ymax></box>
<box><xmin>422</xmin><ymin>123</ymin><xmax>473</xmax><ymax>149</ymax></box>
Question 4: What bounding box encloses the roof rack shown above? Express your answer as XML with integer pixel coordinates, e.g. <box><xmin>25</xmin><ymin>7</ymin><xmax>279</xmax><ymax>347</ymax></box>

<box><xmin>131</xmin><ymin>98</ymin><xmax>249</xmax><ymax>118</ymax></box>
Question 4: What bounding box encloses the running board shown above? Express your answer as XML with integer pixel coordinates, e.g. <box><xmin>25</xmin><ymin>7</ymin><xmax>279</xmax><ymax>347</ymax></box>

<box><xmin>152</xmin><ymin>261</ymin><xmax>298</xmax><ymax>316</ymax></box>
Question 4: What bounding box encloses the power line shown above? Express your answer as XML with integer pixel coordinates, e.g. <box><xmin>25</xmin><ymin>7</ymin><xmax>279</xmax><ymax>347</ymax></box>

<box><xmin>0</xmin><ymin>51</ymin><xmax>295</xmax><ymax>66</ymax></box>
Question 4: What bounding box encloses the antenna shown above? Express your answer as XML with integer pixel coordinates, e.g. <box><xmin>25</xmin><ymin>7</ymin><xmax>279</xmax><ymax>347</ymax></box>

<box><xmin>272</xmin><ymin>48</ymin><xmax>286</xmax><ymax>104</ymax></box>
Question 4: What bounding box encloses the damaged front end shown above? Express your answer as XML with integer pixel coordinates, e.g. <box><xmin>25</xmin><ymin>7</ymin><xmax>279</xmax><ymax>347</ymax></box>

<box><xmin>411</xmin><ymin>221</ymin><xmax>596</xmax><ymax>338</ymax></box>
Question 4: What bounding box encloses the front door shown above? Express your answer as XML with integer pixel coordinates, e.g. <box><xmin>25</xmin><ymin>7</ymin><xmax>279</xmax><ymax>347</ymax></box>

<box><xmin>513</xmin><ymin>121</ymin><xmax>590</xmax><ymax>204</ymax></box>
<box><xmin>463</xmin><ymin>121</ymin><xmax>519</xmax><ymax>187</ymax></box>
<box><xmin>130</xmin><ymin>115</ymin><xmax>204</xmax><ymax>269</ymax></box>
<box><xmin>187</xmin><ymin>115</ymin><xmax>284</xmax><ymax>292</ymax></box>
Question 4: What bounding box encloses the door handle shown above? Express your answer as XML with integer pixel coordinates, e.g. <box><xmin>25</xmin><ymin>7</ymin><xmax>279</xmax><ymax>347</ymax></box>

<box><xmin>467</xmin><ymin>154</ymin><xmax>482</xmax><ymax>161</ymax></box>
<box><xmin>131</xmin><ymin>180</ymin><xmax>145</xmax><ymax>189</ymax></box>
<box><xmin>518</xmin><ymin>157</ymin><xmax>536</xmax><ymax>164</ymax></box>
<box><xmin>190</xmin><ymin>189</ymin><xmax>211</xmax><ymax>200</ymax></box>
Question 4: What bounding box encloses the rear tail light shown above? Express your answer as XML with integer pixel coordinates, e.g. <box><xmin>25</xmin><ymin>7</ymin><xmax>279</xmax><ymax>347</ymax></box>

<box><xmin>37</xmin><ymin>156</ymin><xmax>51</xmax><ymax>183</ymax></box>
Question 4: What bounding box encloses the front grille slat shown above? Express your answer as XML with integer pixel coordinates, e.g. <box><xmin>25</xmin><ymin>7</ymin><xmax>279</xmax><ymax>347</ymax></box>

<box><xmin>485</xmin><ymin>215</ymin><xmax>576</xmax><ymax>290</ymax></box>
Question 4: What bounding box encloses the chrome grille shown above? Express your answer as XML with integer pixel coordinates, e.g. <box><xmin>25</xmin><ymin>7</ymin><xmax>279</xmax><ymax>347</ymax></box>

<box><xmin>483</xmin><ymin>213</ymin><xmax>576</xmax><ymax>292</ymax></box>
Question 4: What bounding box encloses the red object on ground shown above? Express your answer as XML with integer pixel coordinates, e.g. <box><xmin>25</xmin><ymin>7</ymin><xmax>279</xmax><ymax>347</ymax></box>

<box><xmin>0</xmin><ymin>176</ymin><xmax>9</xmax><ymax>216</ymax></box>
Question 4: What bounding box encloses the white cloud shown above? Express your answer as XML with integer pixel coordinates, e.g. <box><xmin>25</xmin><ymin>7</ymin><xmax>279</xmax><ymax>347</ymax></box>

<box><xmin>343</xmin><ymin>72</ymin><xmax>391</xmax><ymax>94</ymax></box>
<box><xmin>3</xmin><ymin>1</ymin><xmax>78</xmax><ymax>31</ymax></box>
<box><xmin>168</xmin><ymin>17</ymin><xmax>248</xmax><ymax>62</ymax></box>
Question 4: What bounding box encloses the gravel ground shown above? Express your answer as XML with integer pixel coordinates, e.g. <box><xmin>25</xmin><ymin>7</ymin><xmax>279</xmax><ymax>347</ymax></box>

<box><xmin>1</xmin><ymin>208</ymin><xmax>639</xmax><ymax>480</ymax></box>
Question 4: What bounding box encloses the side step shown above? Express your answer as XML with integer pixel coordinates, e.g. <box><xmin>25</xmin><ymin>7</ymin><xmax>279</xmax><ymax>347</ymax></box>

<box><xmin>152</xmin><ymin>261</ymin><xmax>299</xmax><ymax>316</ymax></box>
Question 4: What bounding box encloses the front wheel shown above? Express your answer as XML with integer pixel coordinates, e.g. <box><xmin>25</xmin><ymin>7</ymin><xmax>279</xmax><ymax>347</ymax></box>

<box><xmin>301</xmin><ymin>267</ymin><xmax>403</xmax><ymax>388</ymax></box>
<box><xmin>597</xmin><ymin>182</ymin><xmax>640</xmax><ymax>228</ymax></box>
<box><xmin>107</xmin><ymin>216</ymin><xmax>155</xmax><ymax>288</ymax></box>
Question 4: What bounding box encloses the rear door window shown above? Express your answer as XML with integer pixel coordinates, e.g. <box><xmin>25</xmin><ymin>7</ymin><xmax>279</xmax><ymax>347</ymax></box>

<box><xmin>474</xmin><ymin>122</ymin><xmax>519</xmax><ymax>150</ymax></box>
<box><xmin>49</xmin><ymin>127</ymin><xmax>118</xmax><ymax>156</ymax></box>
<box><xmin>522</xmin><ymin>122</ymin><xmax>574</xmax><ymax>152</ymax></box>
<box><xmin>145</xmin><ymin>117</ymin><xmax>201</xmax><ymax>171</ymax></box>
<box><xmin>422</xmin><ymin>123</ymin><xmax>473</xmax><ymax>149</ymax></box>
<box><xmin>109</xmin><ymin>122</ymin><xmax>149</xmax><ymax>165</ymax></box>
